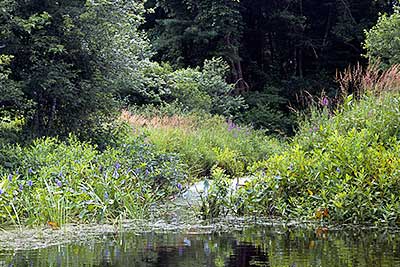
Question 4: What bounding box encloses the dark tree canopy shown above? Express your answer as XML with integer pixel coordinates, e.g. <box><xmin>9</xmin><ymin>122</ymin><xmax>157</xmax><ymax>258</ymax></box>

<box><xmin>144</xmin><ymin>0</ymin><xmax>395</xmax><ymax>131</ymax></box>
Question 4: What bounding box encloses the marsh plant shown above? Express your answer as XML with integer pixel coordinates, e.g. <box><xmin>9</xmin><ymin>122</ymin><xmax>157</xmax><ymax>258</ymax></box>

<box><xmin>236</xmin><ymin>80</ymin><xmax>400</xmax><ymax>225</ymax></box>
<box><xmin>0</xmin><ymin>133</ymin><xmax>187</xmax><ymax>226</ymax></box>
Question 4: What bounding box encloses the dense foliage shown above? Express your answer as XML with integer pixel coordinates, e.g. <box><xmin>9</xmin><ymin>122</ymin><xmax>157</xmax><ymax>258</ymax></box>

<box><xmin>234</xmin><ymin>90</ymin><xmax>400</xmax><ymax>225</ymax></box>
<box><xmin>144</xmin><ymin>0</ymin><xmax>395</xmax><ymax>131</ymax></box>
<box><xmin>364</xmin><ymin>7</ymin><xmax>400</xmax><ymax>69</ymax></box>
<box><xmin>0</xmin><ymin>0</ymin><xmax>152</xmax><ymax>136</ymax></box>
<box><xmin>1</xmin><ymin>0</ymin><xmax>400</xmax><ymax>227</ymax></box>
<box><xmin>0</xmin><ymin>133</ymin><xmax>187</xmax><ymax>225</ymax></box>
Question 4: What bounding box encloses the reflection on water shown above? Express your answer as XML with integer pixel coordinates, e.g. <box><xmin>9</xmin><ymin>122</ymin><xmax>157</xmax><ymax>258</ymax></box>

<box><xmin>1</xmin><ymin>225</ymin><xmax>400</xmax><ymax>267</ymax></box>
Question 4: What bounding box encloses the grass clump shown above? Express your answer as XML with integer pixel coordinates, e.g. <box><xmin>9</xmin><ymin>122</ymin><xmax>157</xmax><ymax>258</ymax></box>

<box><xmin>122</xmin><ymin>110</ymin><xmax>284</xmax><ymax>178</ymax></box>
<box><xmin>0</xmin><ymin>133</ymin><xmax>187</xmax><ymax>226</ymax></box>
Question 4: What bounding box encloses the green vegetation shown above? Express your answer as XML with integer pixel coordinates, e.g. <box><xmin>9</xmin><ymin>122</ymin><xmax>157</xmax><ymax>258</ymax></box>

<box><xmin>1</xmin><ymin>0</ymin><xmax>400</xmax><ymax>227</ymax></box>
<box><xmin>236</xmin><ymin>92</ymin><xmax>400</xmax><ymax>225</ymax></box>
<box><xmin>0</xmin><ymin>133</ymin><xmax>187</xmax><ymax>225</ymax></box>
<box><xmin>123</xmin><ymin>112</ymin><xmax>283</xmax><ymax>177</ymax></box>
<box><xmin>364</xmin><ymin>7</ymin><xmax>400</xmax><ymax>69</ymax></box>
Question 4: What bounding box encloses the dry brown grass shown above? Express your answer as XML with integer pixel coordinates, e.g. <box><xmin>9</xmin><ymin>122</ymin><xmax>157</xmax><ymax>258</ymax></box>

<box><xmin>337</xmin><ymin>63</ymin><xmax>400</xmax><ymax>98</ymax></box>
<box><xmin>120</xmin><ymin>110</ymin><xmax>196</xmax><ymax>130</ymax></box>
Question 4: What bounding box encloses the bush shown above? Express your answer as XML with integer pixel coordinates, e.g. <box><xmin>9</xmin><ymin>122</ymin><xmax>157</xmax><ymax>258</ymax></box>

<box><xmin>364</xmin><ymin>8</ymin><xmax>400</xmax><ymax>69</ymax></box>
<box><xmin>124</xmin><ymin>58</ymin><xmax>246</xmax><ymax>117</ymax></box>
<box><xmin>238</xmin><ymin>92</ymin><xmax>400</xmax><ymax>225</ymax></box>
<box><xmin>0</xmin><ymin>134</ymin><xmax>187</xmax><ymax>225</ymax></box>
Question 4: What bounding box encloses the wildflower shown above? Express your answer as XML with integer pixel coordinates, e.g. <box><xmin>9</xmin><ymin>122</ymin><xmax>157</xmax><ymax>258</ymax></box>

<box><xmin>55</xmin><ymin>179</ymin><xmax>62</xmax><ymax>187</ymax></box>
<box><xmin>336</xmin><ymin>167</ymin><xmax>341</xmax><ymax>174</ymax></box>
<box><xmin>321</xmin><ymin>97</ymin><xmax>329</xmax><ymax>107</ymax></box>
<box><xmin>177</xmin><ymin>183</ymin><xmax>183</xmax><ymax>190</ymax></box>
<box><xmin>27</xmin><ymin>180</ymin><xmax>33</xmax><ymax>187</ymax></box>
<box><xmin>227</xmin><ymin>119</ymin><xmax>236</xmax><ymax>131</ymax></box>
<box><xmin>104</xmin><ymin>192</ymin><xmax>109</xmax><ymax>199</ymax></box>
<box><xmin>8</xmin><ymin>174</ymin><xmax>12</xmax><ymax>182</ymax></box>
<box><xmin>28</xmin><ymin>168</ymin><xmax>33</xmax><ymax>174</ymax></box>
<box><xmin>113</xmin><ymin>170</ymin><xmax>119</xmax><ymax>178</ymax></box>
<box><xmin>58</xmin><ymin>171</ymin><xmax>63</xmax><ymax>177</ymax></box>
<box><xmin>19</xmin><ymin>184</ymin><xmax>23</xmax><ymax>191</ymax></box>
<box><xmin>115</xmin><ymin>163</ymin><xmax>121</xmax><ymax>170</ymax></box>
<box><xmin>145</xmin><ymin>169</ymin><xmax>149</xmax><ymax>176</ymax></box>
<box><xmin>0</xmin><ymin>189</ymin><xmax>3</xmax><ymax>195</ymax></box>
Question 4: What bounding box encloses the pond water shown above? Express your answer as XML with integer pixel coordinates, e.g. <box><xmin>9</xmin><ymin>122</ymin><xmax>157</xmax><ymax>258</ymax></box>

<box><xmin>1</xmin><ymin>224</ymin><xmax>400</xmax><ymax>267</ymax></box>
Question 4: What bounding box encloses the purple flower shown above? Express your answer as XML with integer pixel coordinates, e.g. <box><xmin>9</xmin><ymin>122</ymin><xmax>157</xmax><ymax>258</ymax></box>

<box><xmin>227</xmin><ymin>119</ymin><xmax>238</xmax><ymax>132</ymax></box>
<box><xmin>115</xmin><ymin>163</ymin><xmax>121</xmax><ymax>170</ymax></box>
<box><xmin>104</xmin><ymin>192</ymin><xmax>109</xmax><ymax>199</ymax></box>
<box><xmin>8</xmin><ymin>174</ymin><xmax>13</xmax><ymax>182</ymax></box>
<box><xmin>113</xmin><ymin>170</ymin><xmax>119</xmax><ymax>178</ymax></box>
<box><xmin>321</xmin><ymin>97</ymin><xmax>329</xmax><ymax>107</ymax></box>
<box><xmin>336</xmin><ymin>167</ymin><xmax>341</xmax><ymax>174</ymax></box>
<box><xmin>0</xmin><ymin>189</ymin><xmax>3</xmax><ymax>195</ymax></box>
<box><xmin>145</xmin><ymin>169</ymin><xmax>149</xmax><ymax>176</ymax></box>
<box><xmin>55</xmin><ymin>179</ymin><xmax>62</xmax><ymax>187</ymax></box>
<box><xmin>19</xmin><ymin>184</ymin><xmax>23</xmax><ymax>191</ymax></box>
<box><xmin>58</xmin><ymin>171</ymin><xmax>63</xmax><ymax>177</ymax></box>
<box><xmin>28</xmin><ymin>168</ymin><xmax>33</xmax><ymax>174</ymax></box>
<box><xmin>177</xmin><ymin>183</ymin><xmax>183</xmax><ymax>190</ymax></box>
<box><xmin>27</xmin><ymin>180</ymin><xmax>33</xmax><ymax>187</ymax></box>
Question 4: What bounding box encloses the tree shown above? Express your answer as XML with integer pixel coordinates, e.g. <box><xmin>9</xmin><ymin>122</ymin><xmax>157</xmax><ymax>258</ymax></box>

<box><xmin>147</xmin><ymin>0</ymin><xmax>246</xmax><ymax>91</ymax></box>
<box><xmin>0</xmin><ymin>0</ymin><xmax>150</xmax><ymax>136</ymax></box>
<box><xmin>364</xmin><ymin>7</ymin><xmax>400</xmax><ymax>69</ymax></box>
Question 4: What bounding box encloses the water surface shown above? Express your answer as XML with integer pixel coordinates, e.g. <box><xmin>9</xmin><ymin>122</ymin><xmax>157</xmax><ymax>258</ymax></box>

<box><xmin>1</xmin><ymin>224</ymin><xmax>400</xmax><ymax>267</ymax></box>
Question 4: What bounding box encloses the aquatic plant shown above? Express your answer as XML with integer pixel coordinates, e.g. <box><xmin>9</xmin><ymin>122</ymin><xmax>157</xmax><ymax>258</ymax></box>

<box><xmin>0</xmin><ymin>134</ymin><xmax>187</xmax><ymax>226</ymax></box>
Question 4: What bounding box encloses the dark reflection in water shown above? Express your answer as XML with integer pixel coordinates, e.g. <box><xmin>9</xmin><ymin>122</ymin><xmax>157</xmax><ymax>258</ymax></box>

<box><xmin>1</xmin><ymin>226</ymin><xmax>400</xmax><ymax>267</ymax></box>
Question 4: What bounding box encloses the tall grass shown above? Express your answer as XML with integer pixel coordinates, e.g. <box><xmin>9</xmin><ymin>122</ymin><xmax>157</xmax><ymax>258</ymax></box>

<box><xmin>122</xmin><ymin>112</ymin><xmax>284</xmax><ymax>178</ymax></box>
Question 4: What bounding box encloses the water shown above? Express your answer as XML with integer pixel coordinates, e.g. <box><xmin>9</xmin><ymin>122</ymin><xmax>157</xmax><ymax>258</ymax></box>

<box><xmin>1</xmin><ymin>225</ymin><xmax>400</xmax><ymax>267</ymax></box>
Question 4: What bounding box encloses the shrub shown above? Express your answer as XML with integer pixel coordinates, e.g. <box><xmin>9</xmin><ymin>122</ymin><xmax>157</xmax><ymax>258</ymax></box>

<box><xmin>238</xmin><ymin>92</ymin><xmax>400</xmax><ymax>225</ymax></box>
<box><xmin>364</xmin><ymin>8</ymin><xmax>400</xmax><ymax>69</ymax></box>
<box><xmin>125</xmin><ymin>58</ymin><xmax>246</xmax><ymax>117</ymax></box>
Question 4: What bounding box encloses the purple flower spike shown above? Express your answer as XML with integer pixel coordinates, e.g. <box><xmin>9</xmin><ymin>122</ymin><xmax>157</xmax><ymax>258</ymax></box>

<box><xmin>8</xmin><ymin>174</ymin><xmax>13</xmax><ymax>182</ymax></box>
<box><xmin>19</xmin><ymin>184</ymin><xmax>23</xmax><ymax>191</ymax></box>
<box><xmin>27</xmin><ymin>180</ymin><xmax>33</xmax><ymax>187</ymax></box>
